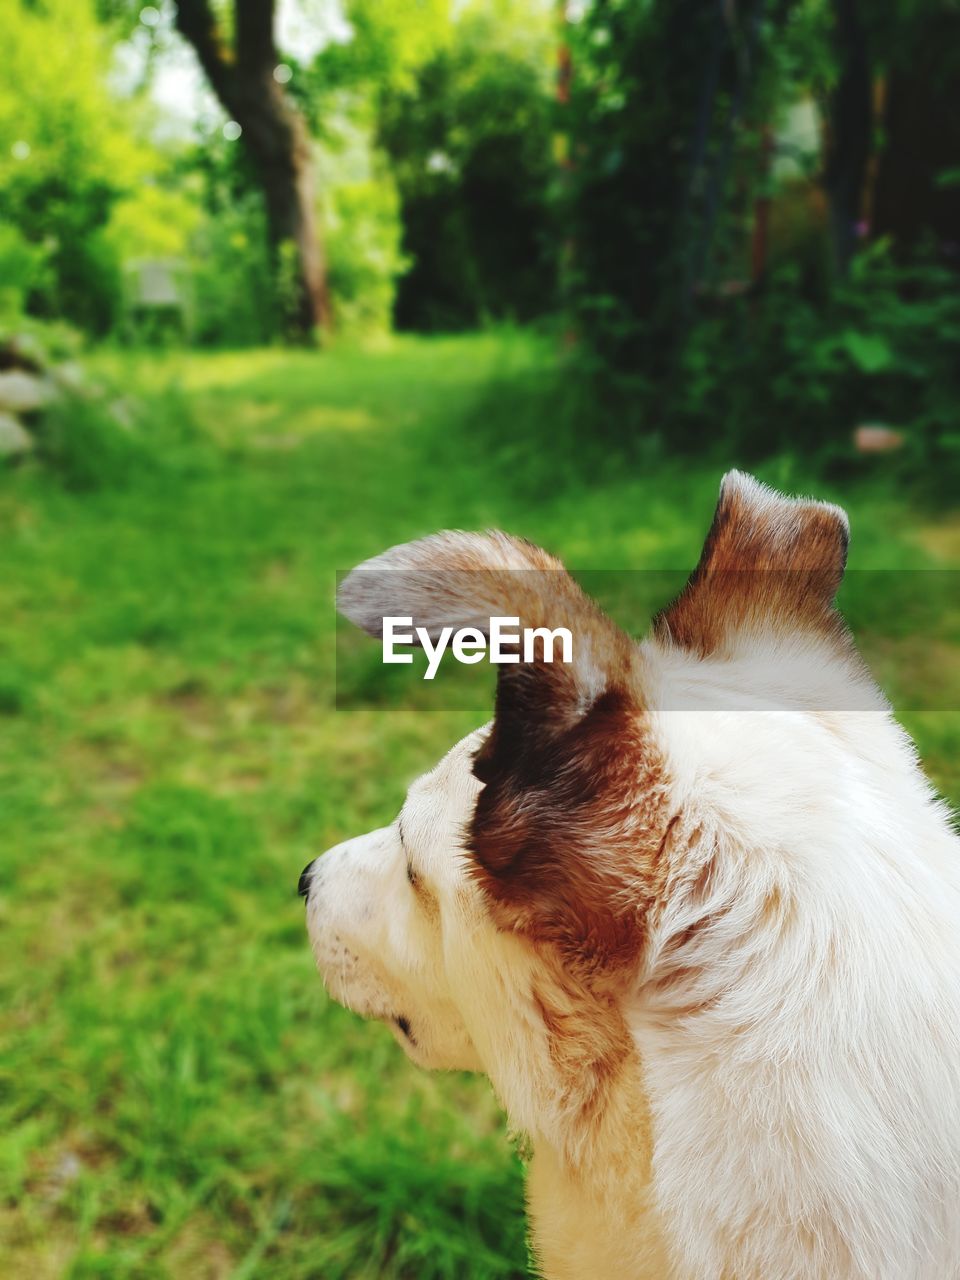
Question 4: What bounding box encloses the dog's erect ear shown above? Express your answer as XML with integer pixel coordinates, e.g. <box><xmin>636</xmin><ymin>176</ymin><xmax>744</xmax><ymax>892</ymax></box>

<box><xmin>654</xmin><ymin>471</ymin><xmax>851</xmax><ymax>659</ymax></box>
<box><xmin>337</xmin><ymin>530</ymin><xmax>635</xmax><ymax>771</ymax></box>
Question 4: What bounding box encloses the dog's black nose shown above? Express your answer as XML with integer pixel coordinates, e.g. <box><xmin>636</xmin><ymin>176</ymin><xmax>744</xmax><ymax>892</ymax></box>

<box><xmin>298</xmin><ymin>859</ymin><xmax>316</xmax><ymax>900</ymax></box>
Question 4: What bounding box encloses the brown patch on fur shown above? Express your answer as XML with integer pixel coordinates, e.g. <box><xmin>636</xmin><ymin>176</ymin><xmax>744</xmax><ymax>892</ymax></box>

<box><xmin>339</xmin><ymin>526</ymin><xmax>672</xmax><ymax>980</ymax></box>
<box><xmin>339</xmin><ymin>526</ymin><xmax>688</xmax><ymax>986</ymax></box>
<box><xmin>470</xmin><ymin>689</ymin><xmax>674</xmax><ymax>982</ymax></box>
<box><xmin>654</xmin><ymin>470</ymin><xmax>852</xmax><ymax>659</ymax></box>
<box><xmin>531</xmin><ymin>971</ymin><xmax>635</xmax><ymax>1132</ymax></box>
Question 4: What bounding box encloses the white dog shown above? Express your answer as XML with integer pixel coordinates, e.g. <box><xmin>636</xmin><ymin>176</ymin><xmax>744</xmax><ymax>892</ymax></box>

<box><xmin>302</xmin><ymin>472</ymin><xmax>960</xmax><ymax>1279</ymax></box>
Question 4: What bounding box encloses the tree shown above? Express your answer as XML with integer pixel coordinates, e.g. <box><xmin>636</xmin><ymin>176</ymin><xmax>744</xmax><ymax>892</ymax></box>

<box><xmin>172</xmin><ymin>0</ymin><xmax>331</xmax><ymax>338</ymax></box>
<box><xmin>822</xmin><ymin>0</ymin><xmax>872</xmax><ymax>275</ymax></box>
<box><xmin>377</xmin><ymin>5</ymin><xmax>555</xmax><ymax>330</ymax></box>
<box><xmin>0</xmin><ymin>0</ymin><xmax>150</xmax><ymax>331</ymax></box>
<box><xmin>869</xmin><ymin>2</ymin><xmax>960</xmax><ymax>253</ymax></box>
<box><xmin>560</xmin><ymin>0</ymin><xmax>789</xmax><ymax>373</ymax></box>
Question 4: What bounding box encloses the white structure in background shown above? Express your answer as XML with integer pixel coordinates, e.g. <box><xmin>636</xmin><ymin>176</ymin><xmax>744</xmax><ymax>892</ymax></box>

<box><xmin>123</xmin><ymin>258</ymin><xmax>192</xmax><ymax>338</ymax></box>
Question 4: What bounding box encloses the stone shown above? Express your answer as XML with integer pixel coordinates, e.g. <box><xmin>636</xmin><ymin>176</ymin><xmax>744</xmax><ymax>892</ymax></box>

<box><xmin>853</xmin><ymin>424</ymin><xmax>904</xmax><ymax>454</ymax></box>
<box><xmin>0</xmin><ymin>412</ymin><xmax>33</xmax><ymax>457</ymax></box>
<box><xmin>0</xmin><ymin>331</ymin><xmax>46</xmax><ymax>371</ymax></box>
<box><xmin>0</xmin><ymin>369</ymin><xmax>55</xmax><ymax>414</ymax></box>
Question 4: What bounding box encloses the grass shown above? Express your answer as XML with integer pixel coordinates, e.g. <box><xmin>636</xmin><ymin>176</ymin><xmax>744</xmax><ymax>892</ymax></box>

<box><xmin>1</xmin><ymin>330</ymin><xmax>958</xmax><ymax>1278</ymax></box>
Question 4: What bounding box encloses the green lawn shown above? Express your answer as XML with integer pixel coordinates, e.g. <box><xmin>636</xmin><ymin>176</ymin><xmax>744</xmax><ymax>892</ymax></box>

<box><xmin>2</xmin><ymin>332</ymin><xmax>958</xmax><ymax>1278</ymax></box>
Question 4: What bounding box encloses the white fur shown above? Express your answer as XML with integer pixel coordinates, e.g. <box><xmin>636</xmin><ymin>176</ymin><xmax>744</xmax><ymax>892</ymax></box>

<box><xmin>635</xmin><ymin>641</ymin><xmax>960</xmax><ymax>1279</ymax></box>
<box><xmin>306</xmin><ymin>594</ymin><xmax>960</xmax><ymax>1280</ymax></box>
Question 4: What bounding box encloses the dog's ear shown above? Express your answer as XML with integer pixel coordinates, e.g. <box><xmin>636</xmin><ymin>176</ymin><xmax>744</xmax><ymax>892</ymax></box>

<box><xmin>338</xmin><ymin>530</ymin><xmax>634</xmax><ymax>766</ymax></box>
<box><xmin>654</xmin><ymin>470</ymin><xmax>851</xmax><ymax>659</ymax></box>
<box><xmin>339</xmin><ymin>532</ymin><xmax>668</xmax><ymax>975</ymax></box>
<box><xmin>340</xmin><ymin>531</ymin><xmax>665</xmax><ymax>973</ymax></box>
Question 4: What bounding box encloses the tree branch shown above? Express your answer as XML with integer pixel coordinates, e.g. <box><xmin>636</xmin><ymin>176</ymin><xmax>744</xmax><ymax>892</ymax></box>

<box><xmin>173</xmin><ymin>0</ymin><xmax>239</xmax><ymax>111</ymax></box>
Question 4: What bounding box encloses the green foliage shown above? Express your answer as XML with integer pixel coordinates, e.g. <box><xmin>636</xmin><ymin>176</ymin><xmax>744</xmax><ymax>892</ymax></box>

<box><xmin>666</xmin><ymin>244</ymin><xmax>960</xmax><ymax>470</ymax></box>
<box><xmin>531</xmin><ymin>240</ymin><xmax>960</xmax><ymax>490</ymax></box>
<box><xmin>378</xmin><ymin>4</ymin><xmax>556</xmax><ymax>330</ymax></box>
<box><xmin>315</xmin><ymin>0</ymin><xmax>453</xmax><ymax>98</ymax></box>
<box><xmin>154</xmin><ymin>135</ymin><xmax>277</xmax><ymax>347</ymax></box>
<box><xmin>559</xmin><ymin>0</ymin><xmax>761</xmax><ymax>366</ymax></box>
<box><xmin>548</xmin><ymin>0</ymin><xmax>960</xmax><ymax>474</ymax></box>
<box><xmin>158</xmin><ymin>115</ymin><xmax>406</xmax><ymax>346</ymax></box>
<box><xmin>37</xmin><ymin>398</ymin><xmax>137</xmax><ymax>492</ymax></box>
<box><xmin>19</xmin><ymin>355</ymin><xmax>206</xmax><ymax>492</ymax></box>
<box><xmin>325</xmin><ymin>173</ymin><xmax>407</xmax><ymax>334</ymax></box>
<box><xmin>104</xmin><ymin>178</ymin><xmax>204</xmax><ymax>263</ymax></box>
<box><xmin>191</xmin><ymin>203</ymin><xmax>280</xmax><ymax>347</ymax></box>
<box><xmin>0</xmin><ymin>225</ymin><xmax>48</xmax><ymax>323</ymax></box>
<box><xmin>318</xmin><ymin>118</ymin><xmax>409</xmax><ymax>336</ymax></box>
<box><xmin>0</xmin><ymin>0</ymin><xmax>150</xmax><ymax>332</ymax></box>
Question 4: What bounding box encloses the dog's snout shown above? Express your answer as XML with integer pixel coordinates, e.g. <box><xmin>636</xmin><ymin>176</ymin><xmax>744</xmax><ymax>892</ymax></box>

<box><xmin>298</xmin><ymin>859</ymin><xmax>316</xmax><ymax>900</ymax></box>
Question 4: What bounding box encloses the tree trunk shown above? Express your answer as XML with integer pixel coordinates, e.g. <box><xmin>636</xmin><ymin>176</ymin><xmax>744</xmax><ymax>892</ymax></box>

<box><xmin>872</xmin><ymin>9</ymin><xmax>960</xmax><ymax>254</ymax></box>
<box><xmin>173</xmin><ymin>0</ymin><xmax>331</xmax><ymax>339</ymax></box>
<box><xmin>823</xmin><ymin>0</ymin><xmax>872</xmax><ymax>275</ymax></box>
<box><xmin>230</xmin><ymin>76</ymin><xmax>332</xmax><ymax>336</ymax></box>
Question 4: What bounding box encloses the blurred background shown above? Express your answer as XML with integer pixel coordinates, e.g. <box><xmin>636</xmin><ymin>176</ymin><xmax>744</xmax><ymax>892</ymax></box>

<box><xmin>1</xmin><ymin>1</ymin><xmax>958</xmax><ymax>1276</ymax></box>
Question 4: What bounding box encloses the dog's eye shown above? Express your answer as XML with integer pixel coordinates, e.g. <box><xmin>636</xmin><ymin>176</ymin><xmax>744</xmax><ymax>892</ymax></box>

<box><xmin>406</xmin><ymin>862</ymin><xmax>420</xmax><ymax>889</ymax></box>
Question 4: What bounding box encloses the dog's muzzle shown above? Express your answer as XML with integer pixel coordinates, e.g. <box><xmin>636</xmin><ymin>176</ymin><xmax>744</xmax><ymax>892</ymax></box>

<box><xmin>298</xmin><ymin>859</ymin><xmax>316</xmax><ymax>901</ymax></box>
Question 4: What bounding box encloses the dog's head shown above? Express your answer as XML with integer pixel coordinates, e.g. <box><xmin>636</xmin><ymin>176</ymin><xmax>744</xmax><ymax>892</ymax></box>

<box><xmin>302</xmin><ymin>472</ymin><xmax>870</xmax><ymax>1139</ymax></box>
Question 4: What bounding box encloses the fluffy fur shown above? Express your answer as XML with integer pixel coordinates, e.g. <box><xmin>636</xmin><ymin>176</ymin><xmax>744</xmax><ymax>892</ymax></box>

<box><xmin>304</xmin><ymin>472</ymin><xmax>960</xmax><ymax>1279</ymax></box>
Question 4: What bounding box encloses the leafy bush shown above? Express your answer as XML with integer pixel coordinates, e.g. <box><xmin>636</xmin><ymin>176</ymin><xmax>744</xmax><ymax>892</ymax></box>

<box><xmin>168</xmin><ymin>117</ymin><xmax>406</xmax><ymax>345</ymax></box>
<box><xmin>0</xmin><ymin>0</ymin><xmax>149</xmax><ymax>333</ymax></box>
<box><xmin>462</xmin><ymin>246</ymin><xmax>960</xmax><ymax>495</ymax></box>
<box><xmin>666</xmin><ymin>243</ymin><xmax>960</xmax><ymax>470</ymax></box>
<box><xmin>30</xmin><ymin>372</ymin><xmax>204</xmax><ymax>492</ymax></box>
<box><xmin>378</xmin><ymin>4</ymin><xmax>556</xmax><ymax>331</ymax></box>
<box><xmin>557</xmin><ymin>0</ymin><xmax>773</xmax><ymax>371</ymax></box>
<box><xmin>35</xmin><ymin>395</ymin><xmax>153</xmax><ymax>492</ymax></box>
<box><xmin>325</xmin><ymin>175</ymin><xmax>407</xmax><ymax>335</ymax></box>
<box><xmin>318</xmin><ymin>116</ymin><xmax>408</xmax><ymax>336</ymax></box>
<box><xmin>187</xmin><ymin>196</ymin><xmax>281</xmax><ymax>347</ymax></box>
<box><xmin>0</xmin><ymin>226</ymin><xmax>48</xmax><ymax>324</ymax></box>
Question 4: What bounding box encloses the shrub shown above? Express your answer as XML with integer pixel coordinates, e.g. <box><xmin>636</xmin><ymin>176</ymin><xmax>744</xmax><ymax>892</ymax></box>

<box><xmin>0</xmin><ymin>0</ymin><xmax>149</xmax><ymax>334</ymax></box>
<box><xmin>0</xmin><ymin>226</ymin><xmax>48</xmax><ymax>324</ymax></box>
<box><xmin>35</xmin><ymin>395</ymin><xmax>153</xmax><ymax>492</ymax></box>
<box><xmin>318</xmin><ymin>114</ymin><xmax>408</xmax><ymax>336</ymax></box>
<box><xmin>324</xmin><ymin>174</ymin><xmax>407</xmax><ymax>335</ymax></box>
<box><xmin>188</xmin><ymin>195</ymin><xmax>281</xmax><ymax>347</ymax></box>
<box><xmin>378</xmin><ymin>4</ymin><xmax>556</xmax><ymax>331</ymax></box>
<box><xmin>667</xmin><ymin>243</ymin><xmax>960</xmax><ymax>470</ymax></box>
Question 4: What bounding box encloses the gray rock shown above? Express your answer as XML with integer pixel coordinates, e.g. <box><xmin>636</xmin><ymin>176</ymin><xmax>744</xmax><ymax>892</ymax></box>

<box><xmin>50</xmin><ymin>361</ymin><xmax>87</xmax><ymax>394</ymax></box>
<box><xmin>0</xmin><ymin>412</ymin><xmax>34</xmax><ymax>457</ymax></box>
<box><xmin>0</xmin><ymin>370</ymin><xmax>56</xmax><ymax>413</ymax></box>
<box><xmin>2</xmin><ymin>331</ymin><xmax>47</xmax><ymax>369</ymax></box>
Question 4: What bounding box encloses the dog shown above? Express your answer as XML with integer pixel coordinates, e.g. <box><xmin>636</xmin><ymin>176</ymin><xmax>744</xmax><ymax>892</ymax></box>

<box><xmin>301</xmin><ymin>472</ymin><xmax>960</xmax><ymax>1279</ymax></box>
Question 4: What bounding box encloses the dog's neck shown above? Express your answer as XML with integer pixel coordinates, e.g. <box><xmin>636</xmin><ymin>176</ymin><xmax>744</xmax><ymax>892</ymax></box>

<box><xmin>478</xmin><ymin>941</ymin><xmax>658</xmax><ymax>1194</ymax></box>
<box><xmin>522</xmin><ymin>1037</ymin><xmax>675</xmax><ymax>1280</ymax></box>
